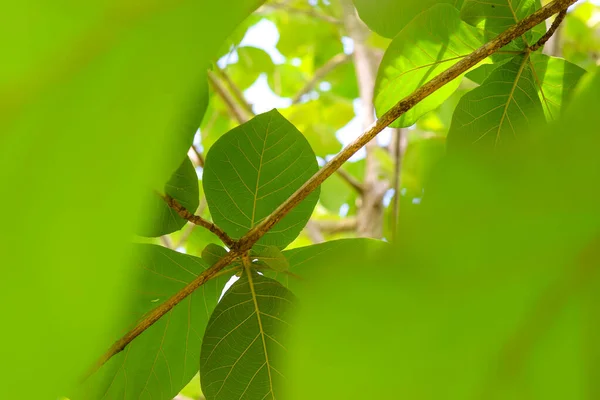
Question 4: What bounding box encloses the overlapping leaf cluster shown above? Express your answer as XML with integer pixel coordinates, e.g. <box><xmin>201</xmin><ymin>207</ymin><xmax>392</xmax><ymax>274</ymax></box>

<box><xmin>81</xmin><ymin>1</ymin><xmax>591</xmax><ymax>399</ymax></box>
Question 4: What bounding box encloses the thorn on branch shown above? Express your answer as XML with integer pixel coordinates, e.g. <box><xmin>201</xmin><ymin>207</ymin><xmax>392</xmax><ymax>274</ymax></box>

<box><xmin>161</xmin><ymin>193</ymin><xmax>235</xmax><ymax>247</ymax></box>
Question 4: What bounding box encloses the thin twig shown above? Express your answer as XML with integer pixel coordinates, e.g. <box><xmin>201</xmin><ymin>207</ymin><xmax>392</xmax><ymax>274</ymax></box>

<box><xmin>391</xmin><ymin>129</ymin><xmax>406</xmax><ymax>242</ymax></box>
<box><xmin>207</xmin><ymin>70</ymin><xmax>249</xmax><ymax>124</ymax></box>
<box><xmin>174</xmin><ymin>199</ymin><xmax>207</xmax><ymax>249</ymax></box>
<box><xmin>191</xmin><ymin>144</ymin><xmax>205</xmax><ymax>168</ymax></box>
<box><xmin>160</xmin><ymin>235</ymin><xmax>173</xmax><ymax>249</ymax></box>
<box><xmin>162</xmin><ymin>194</ymin><xmax>235</xmax><ymax>248</ymax></box>
<box><xmin>335</xmin><ymin>168</ymin><xmax>364</xmax><ymax>194</ymax></box>
<box><xmin>216</xmin><ymin>68</ymin><xmax>254</xmax><ymax>114</ymax></box>
<box><xmin>304</xmin><ymin>220</ymin><xmax>325</xmax><ymax>243</ymax></box>
<box><xmin>529</xmin><ymin>9</ymin><xmax>567</xmax><ymax>52</ymax></box>
<box><xmin>291</xmin><ymin>53</ymin><xmax>351</xmax><ymax>104</ymax></box>
<box><xmin>86</xmin><ymin>0</ymin><xmax>576</xmax><ymax>377</ymax></box>
<box><xmin>314</xmin><ymin>218</ymin><xmax>357</xmax><ymax>234</ymax></box>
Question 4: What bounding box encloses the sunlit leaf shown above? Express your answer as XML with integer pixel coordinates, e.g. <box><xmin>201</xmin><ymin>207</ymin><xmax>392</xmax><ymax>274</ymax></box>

<box><xmin>529</xmin><ymin>53</ymin><xmax>586</xmax><ymax>120</ymax></box>
<box><xmin>200</xmin><ymin>272</ymin><xmax>295</xmax><ymax>400</ymax></box>
<box><xmin>461</xmin><ymin>0</ymin><xmax>545</xmax><ymax>52</ymax></box>
<box><xmin>85</xmin><ymin>245</ymin><xmax>228</xmax><ymax>400</ymax></box>
<box><xmin>203</xmin><ymin>109</ymin><xmax>319</xmax><ymax>250</ymax></box>
<box><xmin>374</xmin><ymin>4</ymin><xmax>485</xmax><ymax>128</ymax></box>
<box><xmin>353</xmin><ymin>0</ymin><xmax>465</xmax><ymax>38</ymax></box>
<box><xmin>447</xmin><ymin>54</ymin><xmax>544</xmax><ymax>152</ymax></box>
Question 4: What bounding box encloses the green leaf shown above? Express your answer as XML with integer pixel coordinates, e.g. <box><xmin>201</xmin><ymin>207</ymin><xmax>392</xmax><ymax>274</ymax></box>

<box><xmin>1</xmin><ymin>1</ymin><xmax>265</xmax><ymax>397</ymax></box>
<box><xmin>262</xmin><ymin>239</ymin><xmax>388</xmax><ymax>293</ymax></box>
<box><xmin>273</xmin><ymin>10</ymin><xmax>343</xmax><ymax>69</ymax></box>
<box><xmin>203</xmin><ymin>109</ymin><xmax>320</xmax><ymax>250</ymax></box>
<box><xmin>374</xmin><ymin>4</ymin><xmax>485</xmax><ymax>128</ymax></box>
<box><xmin>320</xmin><ymin>172</ymin><xmax>353</xmax><ymax>213</ymax></box>
<box><xmin>202</xmin><ymin>243</ymin><xmax>229</xmax><ymax>266</ymax></box>
<box><xmin>137</xmin><ymin>157</ymin><xmax>199</xmax><ymax>237</ymax></box>
<box><xmin>267</xmin><ymin>63</ymin><xmax>307</xmax><ymax>98</ymax></box>
<box><xmin>447</xmin><ymin>54</ymin><xmax>545</xmax><ymax>152</ymax></box>
<box><xmin>200</xmin><ymin>272</ymin><xmax>295</xmax><ymax>400</ymax></box>
<box><xmin>461</xmin><ymin>0</ymin><xmax>545</xmax><ymax>51</ymax></box>
<box><xmin>465</xmin><ymin>61</ymin><xmax>507</xmax><ymax>84</ymax></box>
<box><xmin>252</xmin><ymin>245</ymin><xmax>290</xmax><ymax>272</ymax></box>
<box><xmin>228</xmin><ymin>46</ymin><xmax>275</xmax><ymax>90</ymax></box>
<box><xmin>529</xmin><ymin>54</ymin><xmax>587</xmax><ymax>120</ymax></box>
<box><xmin>86</xmin><ymin>245</ymin><xmax>228</xmax><ymax>400</ymax></box>
<box><xmin>353</xmin><ymin>0</ymin><xmax>465</xmax><ymax>39</ymax></box>
<box><xmin>466</xmin><ymin>55</ymin><xmax>586</xmax><ymax>121</ymax></box>
<box><xmin>281</xmin><ymin>96</ymin><xmax>352</xmax><ymax>157</ymax></box>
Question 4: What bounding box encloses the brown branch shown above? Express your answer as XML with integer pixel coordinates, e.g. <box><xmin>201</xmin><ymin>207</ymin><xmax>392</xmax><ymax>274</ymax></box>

<box><xmin>342</xmin><ymin>0</ymin><xmax>384</xmax><ymax>238</ymax></box>
<box><xmin>83</xmin><ymin>249</ymin><xmax>239</xmax><ymax>380</ymax></box>
<box><xmin>304</xmin><ymin>221</ymin><xmax>325</xmax><ymax>243</ymax></box>
<box><xmin>314</xmin><ymin>218</ymin><xmax>357</xmax><ymax>234</ymax></box>
<box><xmin>263</xmin><ymin>3</ymin><xmax>342</xmax><ymax>25</ymax></box>
<box><xmin>191</xmin><ymin>144</ymin><xmax>205</xmax><ymax>168</ymax></box>
<box><xmin>87</xmin><ymin>0</ymin><xmax>576</xmax><ymax>377</ymax></box>
<box><xmin>216</xmin><ymin>67</ymin><xmax>254</xmax><ymax>115</ymax></box>
<box><xmin>291</xmin><ymin>53</ymin><xmax>352</xmax><ymax>104</ymax></box>
<box><xmin>391</xmin><ymin>128</ymin><xmax>407</xmax><ymax>242</ymax></box>
<box><xmin>530</xmin><ymin>9</ymin><xmax>567</xmax><ymax>53</ymax></box>
<box><xmin>162</xmin><ymin>194</ymin><xmax>235</xmax><ymax>248</ymax></box>
<box><xmin>207</xmin><ymin>70</ymin><xmax>249</xmax><ymax>124</ymax></box>
<box><xmin>335</xmin><ymin>168</ymin><xmax>364</xmax><ymax>194</ymax></box>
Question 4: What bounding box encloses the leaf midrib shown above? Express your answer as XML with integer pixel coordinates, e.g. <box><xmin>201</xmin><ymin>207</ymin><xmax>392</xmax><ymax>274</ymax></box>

<box><xmin>250</xmin><ymin>116</ymin><xmax>272</xmax><ymax>228</ymax></box>
<box><xmin>246</xmin><ymin>268</ymin><xmax>276</xmax><ymax>399</ymax></box>
<box><xmin>495</xmin><ymin>53</ymin><xmax>531</xmax><ymax>146</ymax></box>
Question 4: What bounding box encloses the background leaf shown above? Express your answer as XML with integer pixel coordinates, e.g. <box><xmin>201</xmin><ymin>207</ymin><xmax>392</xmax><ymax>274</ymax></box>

<box><xmin>200</xmin><ymin>272</ymin><xmax>295</xmax><ymax>400</ymax></box>
<box><xmin>137</xmin><ymin>157</ymin><xmax>199</xmax><ymax>237</ymax></box>
<box><xmin>203</xmin><ymin>109</ymin><xmax>320</xmax><ymax>250</ymax></box>
<box><xmin>352</xmin><ymin>0</ymin><xmax>465</xmax><ymax>38</ymax></box>
<box><xmin>374</xmin><ymin>4</ymin><xmax>485</xmax><ymax>128</ymax></box>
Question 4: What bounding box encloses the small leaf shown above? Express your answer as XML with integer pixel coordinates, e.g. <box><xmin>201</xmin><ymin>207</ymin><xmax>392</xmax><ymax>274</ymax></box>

<box><xmin>200</xmin><ymin>272</ymin><xmax>295</xmax><ymax>400</ymax></box>
<box><xmin>203</xmin><ymin>109</ymin><xmax>320</xmax><ymax>250</ymax></box>
<box><xmin>202</xmin><ymin>243</ymin><xmax>229</xmax><ymax>266</ymax></box>
<box><xmin>253</xmin><ymin>245</ymin><xmax>290</xmax><ymax>272</ymax></box>
<box><xmin>447</xmin><ymin>54</ymin><xmax>545</xmax><ymax>152</ymax></box>
<box><xmin>136</xmin><ymin>156</ymin><xmax>199</xmax><ymax>237</ymax></box>
<box><xmin>228</xmin><ymin>46</ymin><xmax>275</xmax><ymax>90</ymax></box>
<box><xmin>353</xmin><ymin>0</ymin><xmax>465</xmax><ymax>38</ymax></box>
<box><xmin>85</xmin><ymin>245</ymin><xmax>228</xmax><ymax>400</ymax></box>
<box><xmin>374</xmin><ymin>4</ymin><xmax>485</xmax><ymax>128</ymax></box>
